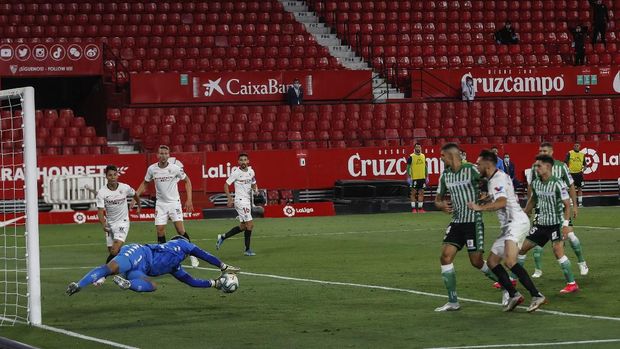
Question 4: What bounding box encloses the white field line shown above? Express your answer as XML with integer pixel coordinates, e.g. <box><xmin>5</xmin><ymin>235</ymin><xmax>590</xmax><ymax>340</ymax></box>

<box><xmin>36</xmin><ymin>224</ymin><xmax>620</xmax><ymax>249</ymax></box>
<box><xmin>423</xmin><ymin>338</ymin><xmax>620</xmax><ymax>349</ymax></box>
<box><xmin>36</xmin><ymin>324</ymin><xmax>139</xmax><ymax>349</ymax></box>
<box><xmin>0</xmin><ymin>315</ymin><xmax>138</xmax><ymax>349</ymax></box>
<box><xmin>192</xmin><ymin>266</ymin><xmax>620</xmax><ymax>322</ymax></box>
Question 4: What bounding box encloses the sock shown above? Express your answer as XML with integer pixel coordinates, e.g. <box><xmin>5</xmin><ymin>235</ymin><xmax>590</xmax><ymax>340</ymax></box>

<box><xmin>557</xmin><ymin>255</ymin><xmax>576</xmax><ymax>283</ymax></box>
<box><xmin>190</xmin><ymin>246</ymin><xmax>223</xmax><ymax>267</ymax></box>
<box><xmin>182</xmin><ymin>232</ymin><xmax>191</xmax><ymax>242</ymax></box>
<box><xmin>418</xmin><ymin>202</ymin><xmax>423</xmax><ymax>209</ymax></box>
<box><xmin>106</xmin><ymin>254</ymin><xmax>114</xmax><ymax>263</ymax></box>
<box><xmin>128</xmin><ymin>278</ymin><xmax>156</xmax><ymax>292</ymax></box>
<box><xmin>157</xmin><ymin>235</ymin><xmax>166</xmax><ymax>244</ymax></box>
<box><xmin>244</xmin><ymin>230</ymin><xmax>252</xmax><ymax>251</ymax></box>
<box><xmin>532</xmin><ymin>246</ymin><xmax>544</xmax><ymax>270</ymax></box>
<box><xmin>411</xmin><ymin>202</ymin><xmax>416</xmax><ymax>208</ymax></box>
<box><xmin>480</xmin><ymin>261</ymin><xmax>498</xmax><ymax>282</ymax></box>
<box><xmin>578</xmin><ymin>196</ymin><xmax>583</xmax><ymax>205</ymax></box>
<box><xmin>510</xmin><ymin>263</ymin><xmax>542</xmax><ymax>297</ymax></box>
<box><xmin>223</xmin><ymin>226</ymin><xmax>243</xmax><ymax>239</ymax></box>
<box><xmin>567</xmin><ymin>232</ymin><xmax>585</xmax><ymax>263</ymax></box>
<box><xmin>77</xmin><ymin>265</ymin><xmax>112</xmax><ymax>289</ymax></box>
<box><xmin>441</xmin><ymin>264</ymin><xmax>458</xmax><ymax>303</ymax></box>
<box><xmin>491</xmin><ymin>265</ymin><xmax>517</xmax><ymax>297</ymax></box>
<box><xmin>510</xmin><ymin>254</ymin><xmax>527</xmax><ymax>279</ymax></box>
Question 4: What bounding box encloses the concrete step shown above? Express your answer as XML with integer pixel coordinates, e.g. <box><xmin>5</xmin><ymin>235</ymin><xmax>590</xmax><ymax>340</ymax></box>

<box><xmin>293</xmin><ymin>12</ymin><xmax>318</xmax><ymax>23</ymax></box>
<box><xmin>304</xmin><ymin>23</ymin><xmax>330</xmax><ymax>35</ymax></box>
<box><xmin>340</xmin><ymin>62</ymin><xmax>370</xmax><ymax>70</ymax></box>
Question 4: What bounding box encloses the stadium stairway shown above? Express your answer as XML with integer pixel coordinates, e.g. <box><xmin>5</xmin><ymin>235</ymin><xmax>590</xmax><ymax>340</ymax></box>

<box><xmin>278</xmin><ymin>0</ymin><xmax>405</xmax><ymax>100</ymax></box>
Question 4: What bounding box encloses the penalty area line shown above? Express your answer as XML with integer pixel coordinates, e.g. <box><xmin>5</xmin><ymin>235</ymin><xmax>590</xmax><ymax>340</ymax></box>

<box><xmin>194</xmin><ymin>267</ymin><xmax>620</xmax><ymax>323</ymax></box>
<box><xmin>423</xmin><ymin>338</ymin><xmax>620</xmax><ymax>349</ymax></box>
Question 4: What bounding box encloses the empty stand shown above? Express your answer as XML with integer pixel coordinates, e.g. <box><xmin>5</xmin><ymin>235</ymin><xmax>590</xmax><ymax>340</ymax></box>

<box><xmin>307</xmin><ymin>0</ymin><xmax>620</xmax><ymax>81</ymax></box>
<box><xmin>110</xmin><ymin>98</ymin><xmax>619</xmax><ymax>151</ymax></box>
<box><xmin>32</xmin><ymin>108</ymin><xmax>116</xmax><ymax>155</ymax></box>
<box><xmin>0</xmin><ymin>1</ymin><xmax>342</xmax><ymax>73</ymax></box>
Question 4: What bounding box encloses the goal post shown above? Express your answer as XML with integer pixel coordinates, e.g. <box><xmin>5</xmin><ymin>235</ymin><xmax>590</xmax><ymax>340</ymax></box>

<box><xmin>0</xmin><ymin>87</ymin><xmax>41</xmax><ymax>326</ymax></box>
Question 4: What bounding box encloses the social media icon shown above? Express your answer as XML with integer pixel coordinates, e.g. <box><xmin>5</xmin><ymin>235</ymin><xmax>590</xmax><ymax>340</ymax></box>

<box><xmin>33</xmin><ymin>45</ymin><xmax>47</xmax><ymax>60</ymax></box>
<box><xmin>68</xmin><ymin>45</ymin><xmax>82</xmax><ymax>60</ymax></box>
<box><xmin>50</xmin><ymin>45</ymin><xmax>65</xmax><ymax>61</ymax></box>
<box><xmin>0</xmin><ymin>46</ymin><xmax>13</xmax><ymax>60</ymax></box>
<box><xmin>84</xmin><ymin>44</ymin><xmax>100</xmax><ymax>60</ymax></box>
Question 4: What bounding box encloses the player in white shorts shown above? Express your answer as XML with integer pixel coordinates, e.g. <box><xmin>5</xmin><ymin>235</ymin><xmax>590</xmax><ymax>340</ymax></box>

<box><xmin>95</xmin><ymin>165</ymin><xmax>141</xmax><ymax>285</ymax></box>
<box><xmin>133</xmin><ymin>145</ymin><xmax>199</xmax><ymax>267</ymax></box>
<box><xmin>216</xmin><ymin>153</ymin><xmax>258</xmax><ymax>256</ymax></box>
<box><xmin>468</xmin><ymin>150</ymin><xmax>546</xmax><ymax>312</ymax></box>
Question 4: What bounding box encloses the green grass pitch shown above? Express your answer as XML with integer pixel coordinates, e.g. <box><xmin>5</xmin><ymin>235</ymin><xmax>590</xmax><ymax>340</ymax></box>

<box><xmin>2</xmin><ymin>207</ymin><xmax>620</xmax><ymax>348</ymax></box>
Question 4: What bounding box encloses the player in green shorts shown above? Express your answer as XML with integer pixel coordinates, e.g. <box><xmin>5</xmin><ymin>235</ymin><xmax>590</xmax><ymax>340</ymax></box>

<box><xmin>433</xmin><ymin>143</ymin><xmax>499</xmax><ymax>312</ymax></box>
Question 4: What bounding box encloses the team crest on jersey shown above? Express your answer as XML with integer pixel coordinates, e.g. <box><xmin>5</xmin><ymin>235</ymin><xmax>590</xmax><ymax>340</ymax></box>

<box><xmin>494</xmin><ymin>186</ymin><xmax>504</xmax><ymax>192</ymax></box>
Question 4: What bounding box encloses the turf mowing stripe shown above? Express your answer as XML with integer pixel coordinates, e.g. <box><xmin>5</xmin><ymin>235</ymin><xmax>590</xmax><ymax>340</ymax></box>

<box><xmin>36</xmin><ymin>224</ymin><xmax>620</xmax><ymax>249</ymax></box>
<box><xmin>193</xmin><ymin>267</ymin><xmax>620</xmax><ymax>323</ymax></box>
<box><xmin>36</xmin><ymin>324</ymin><xmax>139</xmax><ymax>349</ymax></box>
<box><xmin>423</xmin><ymin>338</ymin><xmax>620</xmax><ymax>348</ymax></box>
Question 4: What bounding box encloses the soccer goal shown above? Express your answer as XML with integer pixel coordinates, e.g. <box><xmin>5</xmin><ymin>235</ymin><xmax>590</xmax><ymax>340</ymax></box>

<box><xmin>0</xmin><ymin>87</ymin><xmax>41</xmax><ymax>326</ymax></box>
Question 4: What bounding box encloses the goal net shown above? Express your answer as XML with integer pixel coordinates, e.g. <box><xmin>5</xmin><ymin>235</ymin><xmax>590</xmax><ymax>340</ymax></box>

<box><xmin>0</xmin><ymin>87</ymin><xmax>41</xmax><ymax>326</ymax></box>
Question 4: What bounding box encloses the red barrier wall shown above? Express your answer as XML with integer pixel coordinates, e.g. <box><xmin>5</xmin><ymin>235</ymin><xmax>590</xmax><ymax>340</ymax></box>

<box><xmin>1</xmin><ymin>141</ymin><xmax>618</xmax><ymax>200</ymax></box>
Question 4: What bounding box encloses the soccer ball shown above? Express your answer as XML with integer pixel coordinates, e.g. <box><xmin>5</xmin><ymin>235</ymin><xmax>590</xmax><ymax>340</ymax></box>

<box><xmin>219</xmin><ymin>273</ymin><xmax>239</xmax><ymax>293</ymax></box>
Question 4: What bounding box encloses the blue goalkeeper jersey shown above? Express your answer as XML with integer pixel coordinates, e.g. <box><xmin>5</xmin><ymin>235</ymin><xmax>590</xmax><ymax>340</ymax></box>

<box><xmin>120</xmin><ymin>239</ymin><xmax>195</xmax><ymax>277</ymax></box>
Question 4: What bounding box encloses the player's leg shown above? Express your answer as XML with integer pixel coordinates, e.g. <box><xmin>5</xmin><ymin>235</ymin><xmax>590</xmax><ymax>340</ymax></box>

<box><xmin>487</xmin><ymin>249</ymin><xmax>521</xmax><ymax>311</ymax></box>
<box><xmin>505</xmin><ymin>240</ymin><xmax>543</xmax><ymax>299</ymax></box>
<box><xmin>170</xmin><ymin>205</ymin><xmax>199</xmax><ymax>267</ymax></box>
<box><xmin>417</xmin><ymin>187</ymin><xmax>425</xmax><ymax>213</ymax></box>
<box><xmin>409</xmin><ymin>186</ymin><xmax>417</xmax><ymax>213</ymax></box>
<box><xmin>243</xmin><ymin>220</ymin><xmax>255</xmax><ymax>256</ymax></box>
<box><xmin>436</xmin><ymin>242</ymin><xmax>460</xmax><ymax>311</ymax></box>
<box><xmin>66</xmin><ymin>258</ymin><xmax>121</xmax><ymax>296</ymax></box>
<box><xmin>154</xmin><ymin>203</ymin><xmax>168</xmax><ymax>243</ymax></box>
<box><xmin>531</xmin><ymin>245</ymin><xmax>544</xmax><ymax>278</ymax></box>
<box><xmin>552</xmin><ymin>240</ymin><xmax>579</xmax><ymax>293</ymax></box>
<box><xmin>217</xmin><ymin>201</ymin><xmax>248</xmax><ymax>250</ymax></box>
<box><xmin>464</xmin><ymin>220</ymin><xmax>497</xmax><ymax>282</ymax></box>
<box><xmin>566</xmin><ymin>220</ymin><xmax>588</xmax><ymax>275</ymax></box>
<box><xmin>114</xmin><ymin>270</ymin><xmax>156</xmax><ymax>292</ymax></box>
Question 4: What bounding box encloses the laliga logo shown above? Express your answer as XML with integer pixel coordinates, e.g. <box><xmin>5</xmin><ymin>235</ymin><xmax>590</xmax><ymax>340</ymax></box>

<box><xmin>73</xmin><ymin>212</ymin><xmax>87</xmax><ymax>224</ymax></box>
<box><xmin>581</xmin><ymin>148</ymin><xmax>599</xmax><ymax>174</ymax></box>
<box><xmin>283</xmin><ymin>205</ymin><xmax>296</xmax><ymax>217</ymax></box>
<box><xmin>203</xmin><ymin>78</ymin><xmax>224</xmax><ymax>97</ymax></box>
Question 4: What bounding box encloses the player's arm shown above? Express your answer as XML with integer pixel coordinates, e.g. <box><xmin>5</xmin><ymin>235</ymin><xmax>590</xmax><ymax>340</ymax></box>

<box><xmin>564</xmin><ymin>152</ymin><xmax>570</xmax><ymax>166</ymax></box>
<box><xmin>131</xmin><ymin>191</ymin><xmax>141</xmax><ymax>214</ymax></box>
<box><xmin>405</xmin><ymin>156</ymin><xmax>413</xmax><ymax>184</ymax></box>
<box><xmin>434</xmin><ymin>174</ymin><xmax>452</xmax><ymax>214</ymax></box>
<box><xmin>224</xmin><ymin>171</ymin><xmax>237</xmax><ymax>208</ymax></box>
<box><xmin>131</xmin><ymin>180</ymin><xmax>149</xmax><ymax>209</ymax></box>
<box><xmin>97</xmin><ymin>208</ymin><xmax>109</xmax><ymax>233</ymax></box>
<box><xmin>183</xmin><ymin>175</ymin><xmax>193</xmax><ymax>212</ymax></box>
<box><xmin>559</xmin><ymin>184</ymin><xmax>572</xmax><ymax>237</ymax></box>
<box><xmin>172</xmin><ymin>267</ymin><xmax>216</xmax><ymax>288</ymax></box>
<box><xmin>95</xmin><ymin>193</ymin><xmax>109</xmax><ymax>232</ymax></box>
<box><xmin>524</xmin><ymin>188</ymin><xmax>537</xmax><ymax>215</ymax></box>
<box><xmin>469</xmin><ymin>196</ymin><xmax>506</xmax><ymax>212</ymax></box>
<box><xmin>562</xmin><ymin>164</ymin><xmax>578</xmax><ymax>218</ymax></box>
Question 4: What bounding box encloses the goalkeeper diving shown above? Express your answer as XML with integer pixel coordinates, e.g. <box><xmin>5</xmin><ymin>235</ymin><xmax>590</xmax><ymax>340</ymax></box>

<box><xmin>66</xmin><ymin>236</ymin><xmax>239</xmax><ymax>295</ymax></box>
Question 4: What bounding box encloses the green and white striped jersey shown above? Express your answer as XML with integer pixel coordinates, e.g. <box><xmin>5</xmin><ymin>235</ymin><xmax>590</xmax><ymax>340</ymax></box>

<box><xmin>531</xmin><ymin>175</ymin><xmax>570</xmax><ymax>226</ymax></box>
<box><xmin>529</xmin><ymin>160</ymin><xmax>574</xmax><ymax>187</ymax></box>
<box><xmin>437</xmin><ymin>162</ymin><xmax>481</xmax><ymax>223</ymax></box>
